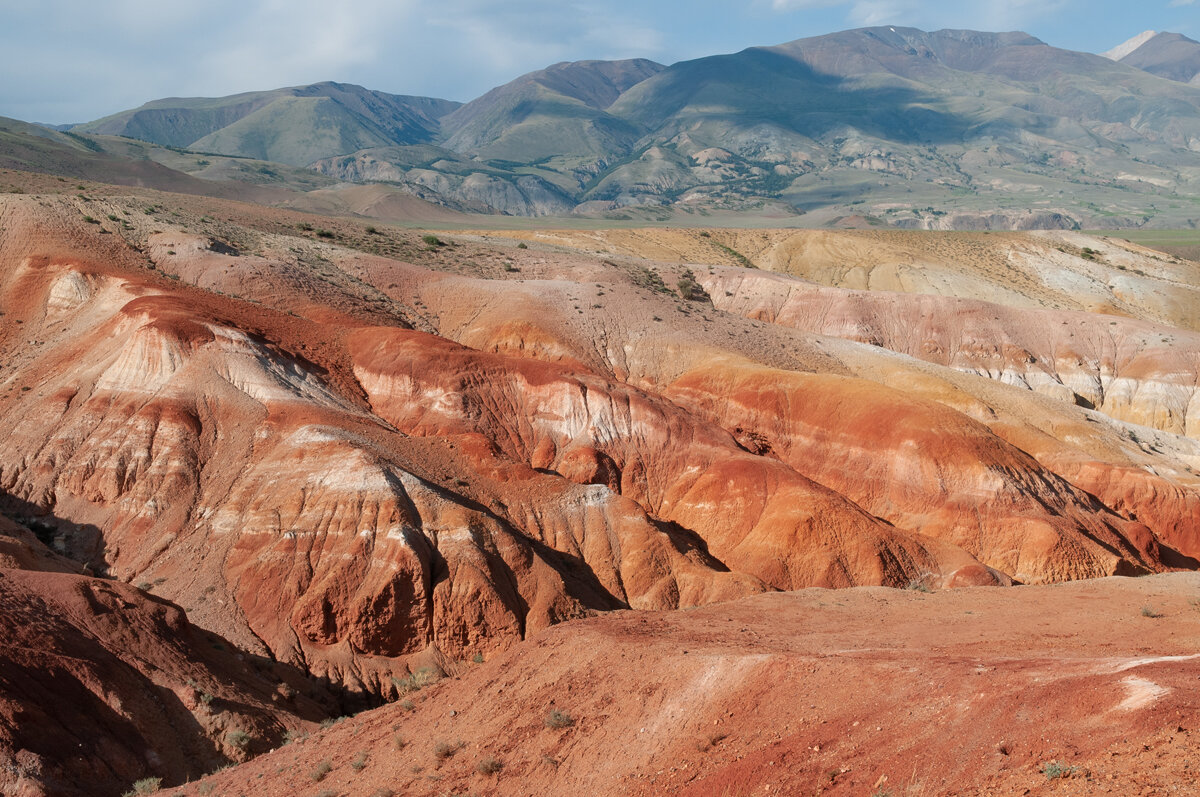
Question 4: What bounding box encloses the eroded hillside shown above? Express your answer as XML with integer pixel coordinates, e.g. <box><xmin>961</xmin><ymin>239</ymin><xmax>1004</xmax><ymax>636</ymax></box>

<box><xmin>1</xmin><ymin>178</ymin><xmax>1198</xmax><ymax>794</ymax></box>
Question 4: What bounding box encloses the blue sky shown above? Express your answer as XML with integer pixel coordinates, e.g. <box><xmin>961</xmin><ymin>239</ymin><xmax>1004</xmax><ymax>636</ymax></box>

<box><xmin>2</xmin><ymin>0</ymin><xmax>1196</xmax><ymax>124</ymax></box>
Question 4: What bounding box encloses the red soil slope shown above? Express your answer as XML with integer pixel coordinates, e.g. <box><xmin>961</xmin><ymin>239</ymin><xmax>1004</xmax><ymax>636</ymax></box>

<box><xmin>0</xmin><ymin>520</ymin><xmax>330</xmax><ymax>797</ymax></box>
<box><xmin>192</xmin><ymin>572</ymin><xmax>1200</xmax><ymax>797</ymax></box>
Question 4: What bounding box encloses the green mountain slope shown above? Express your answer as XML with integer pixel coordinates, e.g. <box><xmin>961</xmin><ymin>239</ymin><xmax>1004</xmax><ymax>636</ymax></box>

<box><xmin>439</xmin><ymin>59</ymin><xmax>662</xmax><ymax>165</ymax></box>
<box><xmin>74</xmin><ymin>82</ymin><xmax>460</xmax><ymax>166</ymax></box>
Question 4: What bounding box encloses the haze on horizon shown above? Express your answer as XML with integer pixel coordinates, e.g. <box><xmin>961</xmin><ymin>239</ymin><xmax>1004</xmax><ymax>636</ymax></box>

<box><xmin>1</xmin><ymin>0</ymin><xmax>1197</xmax><ymax>125</ymax></box>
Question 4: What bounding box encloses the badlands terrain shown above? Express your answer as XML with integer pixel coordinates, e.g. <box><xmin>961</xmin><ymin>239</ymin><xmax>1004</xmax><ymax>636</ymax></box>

<box><xmin>0</xmin><ymin>164</ymin><xmax>1198</xmax><ymax>796</ymax></box>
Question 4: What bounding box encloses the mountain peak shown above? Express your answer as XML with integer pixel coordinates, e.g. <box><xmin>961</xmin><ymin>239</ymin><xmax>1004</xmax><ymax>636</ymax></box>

<box><xmin>1102</xmin><ymin>30</ymin><xmax>1159</xmax><ymax>61</ymax></box>
<box><xmin>1103</xmin><ymin>30</ymin><xmax>1200</xmax><ymax>83</ymax></box>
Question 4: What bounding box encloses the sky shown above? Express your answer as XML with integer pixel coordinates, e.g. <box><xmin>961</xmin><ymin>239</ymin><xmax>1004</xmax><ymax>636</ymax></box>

<box><xmin>1</xmin><ymin>0</ymin><xmax>1196</xmax><ymax>124</ymax></box>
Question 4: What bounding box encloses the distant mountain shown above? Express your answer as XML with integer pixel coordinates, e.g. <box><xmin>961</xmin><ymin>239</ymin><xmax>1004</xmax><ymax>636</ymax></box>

<box><xmin>73</xmin><ymin>82</ymin><xmax>460</xmax><ymax>166</ymax></box>
<box><xmin>1104</xmin><ymin>31</ymin><xmax>1200</xmax><ymax>84</ymax></box>
<box><xmin>42</xmin><ymin>28</ymin><xmax>1200</xmax><ymax>226</ymax></box>
<box><xmin>439</xmin><ymin>59</ymin><xmax>663</xmax><ymax>164</ymax></box>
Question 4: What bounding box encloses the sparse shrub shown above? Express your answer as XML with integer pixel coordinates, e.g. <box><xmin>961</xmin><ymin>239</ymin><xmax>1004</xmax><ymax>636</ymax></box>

<box><xmin>225</xmin><ymin>728</ymin><xmax>252</xmax><ymax>749</ymax></box>
<box><xmin>198</xmin><ymin>691</ymin><xmax>214</xmax><ymax>707</ymax></box>
<box><xmin>472</xmin><ymin>652</ymin><xmax>484</xmax><ymax>664</ymax></box>
<box><xmin>365</xmin><ymin>225</ymin><xmax>379</xmax><ymax>235</ymax></box>
<box><xmin>83</xmin><ymin>216</ymin><xmax>99</xmax><ymax>224</ymax></box>
<box><xmin>282</xmin><ymin>729</ymin><xmax>306</xmax><ymax>744</ymax></box>
<box><xmin>122</xmin><ymin>776</ymin><xmax>161</xmax><ymax>796</ymax></box>
<box><xmin>298</xmin><ymin>222</ymin><xmax>314</xmax><ymax>231</ymax></box>
<box><xmin>197</xmin><ymin>783</ymin><xmax>214</xmax><ymax>795</ymax></box>
<box><xmin>394</xmin><ymin>734</ymin><xmax>408</xmax><ymax>749</ymax></box>
<box><xmin>392</xmin><ymin>667</ymin><xmax>439</xmax><ymax>694</ymax></box>
<box><xmin>422</xmin><ymin>234</ymin><xmax>444</xmax><ymax>247</ymax></box>
<box><xmin>544</xmin><ymin>709</ymin><xmax>574</xmax><ymax>729</ymax></box>
<box><xmin>400</xmin><ymin>698</ymin><xmax>415</xmax><ymax>711</ymax></box>
<box><xmin>107</xmin><ymin>214</ymin><xmax>119</xmax><ymax>221</ymax></box>
<box><xmin>310</xmin><ymin>759</ymin><xmax>333</xmax><ymax>781</ymax></box>
<box><xmin>316</xmin><ymin>229</ymin><xmax>335</xmax><ymax>239</ymax></box>
<box><xmin>351</xmin><ymin>750</ymin><xmax>368</xmax><ymax>771</ymax></box>
<box><xmin>433</xmin><ymin>739</ymin><xmax>463</xmax><ymax>759</ymax></box>
<box><xmin>906</xmin><ymin>579</ymin><xmax>932</xmax><ymax>593</ymax></box>
<box><xmin>1041</xmin><ymin>760</ymin><xmax>1076</xmax><ymax>780</ymax></box>
<box><xmin>321</xmin><ymin>715</ymin><xmax>349</xmax><ymax>729</ymax></box>
<box><xmin>1141</xmin><ymin>605</ymin><xmax>1162</xmax><ymax>618</ymax></box>
<box><xmin>476</xmin><ymin>756</ymin><xmax>503</xmax><ymax>775</ymax></box>
<box><xmin>677</xmin><ymin>269</ymin><xmax>709</xmax><ymax>301</ymax></box>
<box><xmin>516</xmin><ymin>242</ymin><xmax>528</xmax><ymax>249</ymax></box>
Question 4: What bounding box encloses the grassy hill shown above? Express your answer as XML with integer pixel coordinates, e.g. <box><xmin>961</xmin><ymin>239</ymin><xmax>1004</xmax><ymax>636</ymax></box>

<box><xmin>74</xmin><ymin>82</ymin><xmax>460</xmax><ymax>166</ymax></box>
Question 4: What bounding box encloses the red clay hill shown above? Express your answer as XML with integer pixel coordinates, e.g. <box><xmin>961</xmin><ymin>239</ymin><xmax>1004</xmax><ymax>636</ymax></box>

<box><xmin>0</xmin><ymin>175</ymin><xmax>1198</xmax><ymax>794</ymax></box>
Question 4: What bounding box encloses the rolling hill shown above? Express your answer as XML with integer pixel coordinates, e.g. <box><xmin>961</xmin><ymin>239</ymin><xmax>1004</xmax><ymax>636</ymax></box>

<box><xmin>73</xmin><ymin>82</ymin><xmax>460</xmax><ymax>166</ymax></box>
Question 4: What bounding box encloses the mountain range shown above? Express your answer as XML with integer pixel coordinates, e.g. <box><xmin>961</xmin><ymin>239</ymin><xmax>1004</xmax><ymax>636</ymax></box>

<box><xmin>54</xmin><ymin>27</ymin><xmax>1200</xmax><ymax>227</ymax></box>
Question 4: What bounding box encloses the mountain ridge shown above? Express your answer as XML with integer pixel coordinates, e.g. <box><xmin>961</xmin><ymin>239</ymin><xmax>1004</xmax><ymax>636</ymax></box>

<box><xmin>29</xmin><ymin>26</ymin><xmax>1200</xmax><ymax>226</ymax></box>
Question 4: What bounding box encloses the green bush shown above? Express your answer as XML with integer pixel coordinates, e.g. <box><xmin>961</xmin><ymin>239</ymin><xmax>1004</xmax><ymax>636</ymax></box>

<box><xmin>122</xmin><ymin>777</ymin><xmax>161</xmax><ymax>797</ymax></box>
<box><xmin>225</xmin><ymin>728</ymin><xmax>252</xmax><ymax>749</ymax></box>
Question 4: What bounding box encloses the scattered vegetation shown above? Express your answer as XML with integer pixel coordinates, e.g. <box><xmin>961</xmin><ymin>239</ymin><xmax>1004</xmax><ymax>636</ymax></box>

<box><xmin>351</xmin><ymin>750</ymin><xmax>369</xmax><ymax>771</ymax></box>
<box><xmin>516</xmin><ymin>242</ymin><xmax>528</xmax><ymax>249</ymax></box>
<box><xmin>906</xmin><ymin>580</ymin><xmax>932</xmax><ymax>593</ymax></box>
<box><xmin>298</xmin><ymin>222</ymin><xmax>314</xmax><ymax>231</ymax></box>
<box><xmin>392</xmin><ymin>666</ymin><xmax>440</xmax><ymax>694</ymax></box>
<box><xmin>433</xmin><ymin>739</ymin><xmax>464</xmax><ymax>760</ymax></box>
<box><xmin>544</xmin><ymin>709</ymin><xmax>575</xmax><ymax>729</ymax></box>
<box><xmin>224</xmin><ymin>728</ymin><xmax>252</xmax><ymax>750</ymax></box>
<box><xmin>122</xmin><ymin>777</ymin><xmax>161</xmax><ymax>797</ymax></box>
<box><xmin>633</xmin><ymin>266</ymin><xmax>670</xmax><ymax>294</ymax></box>
<box><xmin>676</xmin><ymin>269</ymin><xmax>710</xmax><ymax>301</ymax></box>
<box><xmin>310</xmin><ymin>759</ymin><xmax>334</xmax><ymax>781</ymax></box>
<box><xmin>472</xmin><ymin>652</ymin><xmax>485</xmax><ymax>663</ymax></box>
<box><xmin>710</xmin><ymin>240</ymin><xmax>755</xmax><ymax>268</ymax></box>
<box><xmin>82</xmin><ymin>216</ymin><xmax>99</xmax><ymax>224</ymax></box>
<box><xmin>1041</xmin><ymin>760</ymin><xmax>1077</xmax><ymax>780</ymax></box>
<box><xmin>1141</xmin><ymin>605</ymin><xmax>1162</xmax><ymax>618</ymax></box>
<box><xmin>394</xmin><ymin>734</ymin><xmax>408</xmax><ymax>750</ymax></box>
<box><xmin>315</xmin><ymin>229</ymin><xmax>335</xmax><ymax>239</ymax></box>
<box><xmin>422</xmin><ymin>234</ymin><xmax>444</xmax><ymax>247</ymax></box>
<box><xmin>476</xmin><ymin>756</ymin><xmax>504</xmax><ymax>775</ymax></box>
